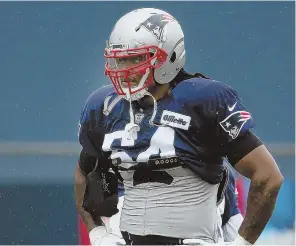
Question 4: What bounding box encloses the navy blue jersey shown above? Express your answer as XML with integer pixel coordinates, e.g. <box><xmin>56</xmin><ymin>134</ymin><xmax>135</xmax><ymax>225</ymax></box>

<box><xmin>78</xmin><ymin>78</ymin><xmax>255</xmax><ymax>184</ymax></box>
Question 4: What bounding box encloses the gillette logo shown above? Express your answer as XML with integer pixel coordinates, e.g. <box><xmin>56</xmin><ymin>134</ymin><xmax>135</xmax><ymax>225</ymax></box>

<box><xmin>163</xmin><ymin>115</ymin><xmax>187</xmax><ymax>125</ymax></box>
<box><xmin>160</xmin><ymin>110</ymin><xmax>191</xmax><ymax>130</ymax></box>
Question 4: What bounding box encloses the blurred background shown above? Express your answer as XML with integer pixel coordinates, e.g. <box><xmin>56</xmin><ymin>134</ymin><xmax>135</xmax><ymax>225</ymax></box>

<box><xmin>0</xmin><ymin>1</ymin><xmax>294</xmax><ymax>245</ymax></box>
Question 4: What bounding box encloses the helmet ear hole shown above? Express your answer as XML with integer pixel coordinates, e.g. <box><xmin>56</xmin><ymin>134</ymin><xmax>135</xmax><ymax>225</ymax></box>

<box><xmin>170</xmin><ymin>51</ymin><xmax>176</xmax><ymax>63</ymax></box>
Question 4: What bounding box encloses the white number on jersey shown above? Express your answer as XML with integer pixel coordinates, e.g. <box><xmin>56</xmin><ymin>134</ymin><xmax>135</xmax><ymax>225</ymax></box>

<box><xmin>102</xmin><ymin>126</ymin><xmax>176</xmax><ymax>163</ymax></box>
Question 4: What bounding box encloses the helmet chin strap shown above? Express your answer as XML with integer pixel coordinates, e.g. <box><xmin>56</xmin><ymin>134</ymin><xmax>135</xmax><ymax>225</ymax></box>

<box><xmin>106</xmin><ymin>81</ymin><xmax>165</xmax><ymax>145</ymax></box>
<box><xmin>123</xmin><ymin>89</ymin><xmax>140</xmax><ymax>143</ymax></box>
<box><xmin>120</xmin><ymin>42</ymin><xmax>166</xmax><ymax>143</ymax></box>
<box><xmin>124</xmin><ymin>88</ymin><xmax>160</xmax><ymax>144</ymax></box>
<box><xmin>145</xmin><ymin>91</ymin><xmax>159</xmax><ymax>127</ymax></box>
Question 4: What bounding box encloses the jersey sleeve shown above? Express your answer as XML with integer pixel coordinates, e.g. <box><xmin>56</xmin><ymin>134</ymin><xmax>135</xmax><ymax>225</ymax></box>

<box><xmin>78</xmin><ymin>104</ymin><xmax>100</xmax><ymax>157</ymax></box>
<box><xmin>196</xmin><ymin>81</ymin><xmax>257</xmax><ymax>165</ymax></box>
<box><xmin>78</xmin><ymin>100</ymin><xmax>114</xmax><ymax>175</ymax></box>
<box><xmin>205</xmin><ymin>82</ymin><xmax>255</xmax><ymax>145</ymax></box>
<box><xmin>78</xmin><ymin>95</ymin><xmax>108</xmax><ymax>159</ymax></box>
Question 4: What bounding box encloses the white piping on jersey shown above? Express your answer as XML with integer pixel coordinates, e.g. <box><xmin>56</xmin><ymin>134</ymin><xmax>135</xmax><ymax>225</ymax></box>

<box><xmin>103</xmin><ymin>95</ymin><xmax>123</xmax><ymax>116</ymax></box>
<box><xmin>145</xmin><ymin>91</ymin><xmax>159</xmax><ymax>127</ymax></box>
<box><xmin>103</xmin><ymin>90</ymin><xmax>164</xmax><ymax>135</ymax></box>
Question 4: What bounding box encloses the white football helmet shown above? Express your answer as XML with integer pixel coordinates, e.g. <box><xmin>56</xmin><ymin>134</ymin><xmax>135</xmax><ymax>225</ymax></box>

<box><xmin>104</xmin><ymin>8</ymin><xmax>186</xmax><ymax>101</ymax></box>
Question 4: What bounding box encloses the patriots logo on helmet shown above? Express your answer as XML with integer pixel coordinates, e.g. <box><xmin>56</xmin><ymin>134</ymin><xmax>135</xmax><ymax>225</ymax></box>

<box><xmin>139</xmin><ymin>14</ymin><xmax>175</xmax><ymax>41</ymax></box>
<box><xmin>219</xmin><ymin>111</ymin><xmax>251</xmax><ymax>139</ymax></box>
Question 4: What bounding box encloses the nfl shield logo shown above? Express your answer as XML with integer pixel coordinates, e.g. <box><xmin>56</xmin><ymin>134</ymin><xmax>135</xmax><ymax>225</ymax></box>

<box><xmin>135</xmin><ymin>113</ymin><xmax>145</xmax><ymax>124</ymax></box>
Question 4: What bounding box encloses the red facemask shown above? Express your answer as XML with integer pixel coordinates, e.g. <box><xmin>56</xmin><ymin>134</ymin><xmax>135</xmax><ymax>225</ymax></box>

<box><xmin>104</xmin><ymin>45</ymin><xmax>167</xmax><ymax>96</ymax></box>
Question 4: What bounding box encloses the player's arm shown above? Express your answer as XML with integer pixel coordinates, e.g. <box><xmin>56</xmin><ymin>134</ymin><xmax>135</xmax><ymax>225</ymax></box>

<box><xmin>75</xmin><ymin>111</ymin><xmax>105</xmax><ymax>232</ymax></box>
<box><xmin>228</xmin><ymin>138</ymin><xmax>283</xmax><ymax>244</ymax></box>
<box><xmin>206</xmin><ymin>82</ymin><xmax>283</xmax><ymax>244</ymax></box>
<box><xmin>74</xmin><ymin>149</ymin><xmax>121</xmax><ymax>246</ymax></box>
<box><xmin>74</xmin><ymin>150</ymin><xmax>103</xmax><ymax>232</ymax></box>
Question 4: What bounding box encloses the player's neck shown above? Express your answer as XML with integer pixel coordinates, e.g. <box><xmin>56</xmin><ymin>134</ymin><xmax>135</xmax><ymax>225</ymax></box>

<box><xmin>138</xmin><ymin>83</ymin><xmax>171</xmax><ymax>107</ymax></box>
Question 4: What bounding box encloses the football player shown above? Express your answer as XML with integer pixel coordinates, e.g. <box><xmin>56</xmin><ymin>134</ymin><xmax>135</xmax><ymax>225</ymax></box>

<box><xmin>74</xmin><ymin>8</ymin><xmax>283</xmax><ymax>245</ymax></box>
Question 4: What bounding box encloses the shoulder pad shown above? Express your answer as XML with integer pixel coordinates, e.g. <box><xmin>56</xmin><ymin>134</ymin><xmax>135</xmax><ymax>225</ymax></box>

<box><xmin>85</xmin><ymin>85</ymin><xmax>117</xmax><ymax>111</ymax></box>
<box><xmin>172</xmin><ymin>77</ymin><xmax>232</xmax><ymax>104</ymax></box>
<box><xmin>80</xmin><ymin>85</ymin><xmax>118</xmax><ymax>125</ymax></box>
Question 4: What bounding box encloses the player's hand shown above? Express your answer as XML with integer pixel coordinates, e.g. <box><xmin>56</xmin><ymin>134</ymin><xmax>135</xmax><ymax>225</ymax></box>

<box><xmin>89</xmin><ymin>226</ymin><xmax>108</xmax><ymax>245</ymax></box>
<box><xmin>89</xmin><ymin>226</ymin><xmax>126</xmax><ymax>246</ymax></box>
